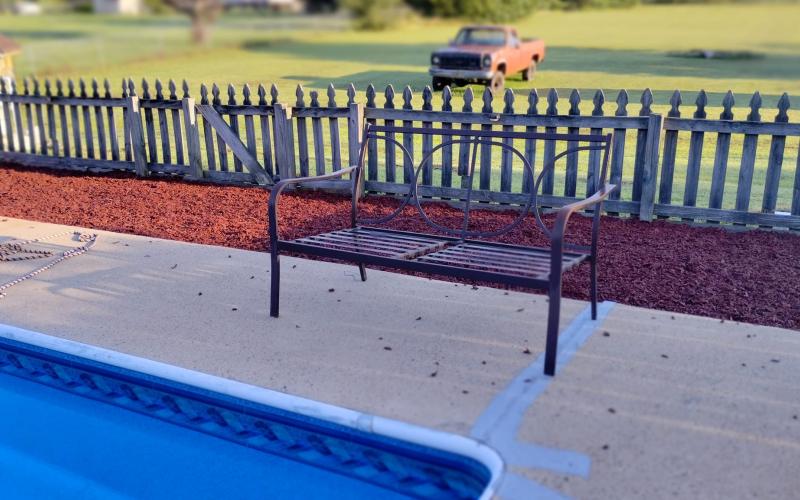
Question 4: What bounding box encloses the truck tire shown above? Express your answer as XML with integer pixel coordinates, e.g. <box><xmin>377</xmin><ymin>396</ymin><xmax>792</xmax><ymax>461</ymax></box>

<box><xmin>432</xmin><ymin>77</ymin><xmax>450</xmax><ymax>91</ymax></box>
<box><xmin>522</xmin><ymin>61</ymin><xmax>537</xmax><ymax>81</ymax></box>
<box><xmin>489</xmin><ymin>72</ymin><xmax>505</xmax><ymax>94</ymax></box>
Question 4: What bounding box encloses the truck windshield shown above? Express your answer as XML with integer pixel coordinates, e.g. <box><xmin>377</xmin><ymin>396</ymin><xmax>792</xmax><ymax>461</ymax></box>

<box><xmin>454</xmin><ymin>28</ymin><xmax>506</xmax><ymax>46</ymax></box>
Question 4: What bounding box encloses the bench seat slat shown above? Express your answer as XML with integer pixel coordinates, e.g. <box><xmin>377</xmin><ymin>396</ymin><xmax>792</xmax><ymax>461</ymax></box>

<box><xmin>291</xmin><ymin>237</ymin><xmax>400</xmax><ymax>257</ymax></box>
<box><xmin>285</xmin><ymin>227</ymin><xmax>587</xmax><ymax>280</ymax></box>
<box><xmin>301</xmin><ymin>232</ymin><xmax>421</xmax><ymax>252</ymax></box>
<box><xmin>428</xmin><ymin>247</ymin><xmax>554</xmax><ymax>271</ymax></box>
<box><xmin>415</xmin><ymin>253</ymin><xmax>545</xmax><ymax>277</ymax></box>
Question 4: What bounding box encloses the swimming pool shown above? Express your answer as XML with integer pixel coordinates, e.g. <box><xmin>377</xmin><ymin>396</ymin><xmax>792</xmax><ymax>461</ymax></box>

<box><xmin>0</xmin><ymin>324</ymin><xmax>502</xmax><ymax>499</ymax></box>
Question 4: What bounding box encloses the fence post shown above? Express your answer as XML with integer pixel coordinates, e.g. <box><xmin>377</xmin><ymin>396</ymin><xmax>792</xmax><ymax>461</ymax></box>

<box><xmin>348</xmin><ymin>102</ymin><xmax>364</xmax><ymax>195</ymax></box>
<box><xmin>273</xmin><ymin>103</ymin><xmax>295</xmax><ymax>180</ymax></box>
<box><xmin>126</xmin><ymin>95</ymin><xmax>149</xmax><ymax>177</ymax></box>
<box><xmin>181</xmin><ymin>97</ymin><xmax>203</xmax><ymax>180</ymax></box>
<box><xmin>639</xmin><ymin>113</ymin><xmax>663</xmax><ymax>221</ymax></box>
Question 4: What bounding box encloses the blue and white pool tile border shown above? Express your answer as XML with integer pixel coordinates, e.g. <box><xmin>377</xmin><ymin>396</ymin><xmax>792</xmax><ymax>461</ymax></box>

<box><xmin>0</xmin><ymin>322</ymin><xmax>504</xmax><ymax>499</ymax></box>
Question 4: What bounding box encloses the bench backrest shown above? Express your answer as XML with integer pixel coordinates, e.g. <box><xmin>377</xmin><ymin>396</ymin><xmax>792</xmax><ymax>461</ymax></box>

<box><xmin>353</xmin><ymin>124</ymin><xmax>612</xmax><ymax>240</ymax></box>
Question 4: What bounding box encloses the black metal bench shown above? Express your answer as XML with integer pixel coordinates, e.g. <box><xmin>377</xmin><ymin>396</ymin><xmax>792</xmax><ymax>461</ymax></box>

<box><xmin>268</xmin><ymin>125</ymin><xmax>615</xmax><ymax>376</ymax></box>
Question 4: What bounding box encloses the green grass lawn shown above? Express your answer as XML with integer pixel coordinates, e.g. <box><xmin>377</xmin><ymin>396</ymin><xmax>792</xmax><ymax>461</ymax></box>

<box><xmin>4</xmin><ymin>4</ymin><xmax>800</xmax><ymax>103</ymax></box>
<box><xmin>2</xmin><ymin>4</ymin><xmax>799</xmax><ymax>213</ymax></box>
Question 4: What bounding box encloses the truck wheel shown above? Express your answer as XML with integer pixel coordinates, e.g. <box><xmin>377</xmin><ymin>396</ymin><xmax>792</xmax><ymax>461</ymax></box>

<box><xmin>432</xmin><ymin>77</ymin><xmax>450</xmax><ymax>91</ymax></box>
<box><xmin>489</xmin><ymin>72</ymin><xmax>505</xmax><ymax>94</ymax></box>
<box><xmin>522</xmin><ymin>61</ymin><xmax>537</xmax><ymax>81</ymax></box>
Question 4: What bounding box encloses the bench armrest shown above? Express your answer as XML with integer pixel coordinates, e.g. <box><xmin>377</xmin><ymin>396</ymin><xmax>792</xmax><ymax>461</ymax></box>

<box><xmin>268</xmin><ymin>166</ymin><xmax>359</xmax><ymax>245</ymax></box>
<box><xmin>549</xmin><ymin>183</ymin><xmax>617</xmax><ymax>270</ymax></box>
<box><xmin>555</xmin><ymin>183</ymin><xmax>616</xmax><ymax>221</ymax></box>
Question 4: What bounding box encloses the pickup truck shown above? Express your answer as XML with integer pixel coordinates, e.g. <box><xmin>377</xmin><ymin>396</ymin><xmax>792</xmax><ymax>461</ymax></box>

<box><xmin>429</xmin><ymin>25</ymin><xmax>546</xmax><ymax>93</ymax></box>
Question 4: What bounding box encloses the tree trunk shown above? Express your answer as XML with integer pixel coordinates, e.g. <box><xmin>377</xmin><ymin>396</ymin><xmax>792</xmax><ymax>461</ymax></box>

<box><xmin>191</xmin><ymin>15</ymin><xmax>210</xmax><ymax>45</ymax></box>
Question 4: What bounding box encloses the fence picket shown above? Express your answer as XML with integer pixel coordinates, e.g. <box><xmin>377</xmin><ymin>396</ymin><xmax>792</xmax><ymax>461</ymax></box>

<box><xmin>523</xmin><ymin>89</ymin><xmax>539</xmax><ymax>194</ymax></box>
<box><xmin>200</xmin><ymin>84</ymin><xmax>217</xmax><ymax>171</ymax></box>
<box><xmin>141</xmin><ymin>79</ymin><xmax>158</xmax><ymax>164</ymax></box>
<box><xmin>32</xmin><ymin>79</ymin><xmax>47</xmax><ymax>155</ymax></box>
<box><xmin>90</xmin><ymin>79</ymin><xmax>107</xmax><ymax>160</ymax></box>
<box><xmin>242</xmin><ymin>84</ymin><xmax>257</xmax><ymax>166</ymax></box>
<box><xmin>382</xmin><ymin>85</ymin><xmax>397</xmax><ymax>183</ymax></box>
<box><xmin>0</xmin><ymin>79</ymin><xmax>6</xmax><ymax>151</ymax></box>
<box><xmin>762</xmin><ymin>93</ymin><xmax>790</xmax><ymax>213</ymax></box>
<box><xmin>365</xmin><ymin>85</ymin><xmax>378</xmax><ymax>181</ymax></box>
<box><xmin>126</xmin><ymin>94</ymin><xmax>148</xmax><ymax>177</ymax></box>
<box><xmin>587</xmin><ymin>89</ymin><xmax>604</xmax><ymax>196</ymax></box>
<box><xmin>458</xmin><ymin>87</ymin><xmax>474</xmax><ymax>189</ymax></box>
<box><xmin>683</xmin><ymin>90</ymin><xmax>708</xmax><ymax>212</ymax></box>
<box><xmin>122</xmin><ymin>79</ymin><xmax>132</xmax><ymax>161</ymax></box>
<box><xmin>479</xmin><ymin>87</ymin><xmax>493</xmax><ymax>190</ymax></box>
<box><xmin>212</xmin><ymin>84</ymin><xmax>228</xmax><ymax>171</ymax></box>
<box><xmin>441</xmin><ymin>86</ymin><xmax>453</xmax><ymax>187</ymax></box>
<box><xmin>11</xmin><ymin>80</ymin><xmax>25</xmax><ymax>153</ymax></box>
<box><xmin>402</xmin><ymin>86</ymin><xmax>415</xmax><ymax>184</ymax></box>
<box><xmin>79</xmin><ymin>79</ymin><xmax>95</xmax><ymax>158</ymax></box>
<box><xmin>273</xmin><ymin>102</ymin><xmax>295</xmax><ymax>179</ymax></box>
<box><xmin>154</xmin><ymin>79</ymin><xmax>171</xmax><ymax>165</ymax></box>
<box><xmin>310</xmin><ymin>90</ymin><xmax>326</xmax><ymax>176</ymax></box>
<box><xmin>607</xmin><ymin>90</ymin><xmax>628</xmax><ymax>213</ymax></box>
<box><xmin>22</xmin><ymin>80</ymin><xmax>35</xmax><ymax>154</ymax></box>
<box><xmin>57</xmin><ymin>80</ymin><xmax>71</xmax><ymax>157</ymax></box>
<box><xmin>227</xmin><ymin>84</ymin><xmax>242</xmax><ymax>172</ymax></box>
<box><xmin>327</xmin><ymin>84</ymin><xmax>342</xmax><ymax>171</ymax></box>
<box><xmin>258</xmin><ymin>84</ymin><xmax>274</xmax><ymax>176</ymax></box>
<box><xmin>639</xmin><ymin>113</ymin><xmax>662</xmax><ymax>221</ymax></box>
<box><xmin>658</xmin><ymin>90</ymin><xmax>681</xmax><ymax>208</ymax></box>
<box><xmin>421</xmin><ymin>86</ymin><xmax>434</xmax><ymax>186</ymax></box>
<box><xmin>632</xmin><ymin>89</ymin><xmax>653</xmax><ymax>201</ymax></box>
<box><xmin>103</xmin><ymin>80</ymin><xmax>119</xmax><ymax>161</ymax></box>
<box><xmin>294</xmin><ymin>85</ymin><xmax>310</xmax><ymax>177</ymax></box>
<box><xmin>735</xmin><ymin>92</ymin><xmax>762</xmax><ymax>212</ymax></box>
<box><xmin>543</xmin><ymin>89</ymin><xmax>558</xmax><ymax>196</ymax></box>
<box><xmin>44</xmin><ymin>80</ymin><xmax>59</xmax><ymax>156</ymax></box>
<box><xmin>500</xmin><ymin>89</ymin><xmax>515</xmax><ymax>193</ymax></box>
<box><xmin>169</xmin><ymin>80</ymin><xmax>185</xmax><ymax>165</ymax></box>
<box><xmin>347</xmin><ymin>83</ymin><xmax>360</xmax><ymax>170</ymax></box>
<box><xmin>565</xmin><ymin>89</ymin><xmax>581</xmax><ymax>197</ymax></box>
<box><xmin>182</xmin><ymin>93</ymin><xmax>203</xmax><ymax>179</ymax></box>
<box><xmin>792</xmin><ymin>139</ymin><xmax>800</xmax><ymax>216</ymax></box>
<box><xmin>708</xmin><ymin>91</ymin><xmax>735</xmax><ymax>214</ymax></box>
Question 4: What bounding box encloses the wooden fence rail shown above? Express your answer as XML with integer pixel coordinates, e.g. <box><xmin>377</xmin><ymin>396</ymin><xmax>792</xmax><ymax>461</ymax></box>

<box><xmin>0</xmin><ymin>77</ymin><xmax>798</xmax><ymax>230</ymax></box>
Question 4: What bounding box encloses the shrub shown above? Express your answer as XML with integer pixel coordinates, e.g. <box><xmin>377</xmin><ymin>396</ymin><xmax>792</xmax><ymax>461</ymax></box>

<box><xmin>343</xmin><ymin>0</ymin><xmax>408</xmax><ymax>30</ymax></box>
<box><xmin>410</xmin><ymin>0</ymin><xmax>539</xmax><ymax>22</ymax></box>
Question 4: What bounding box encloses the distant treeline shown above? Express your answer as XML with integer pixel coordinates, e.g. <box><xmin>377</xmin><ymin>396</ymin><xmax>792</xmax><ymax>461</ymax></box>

<box><xmin>314</xmin><ymin>0</ymin><xmax>744</xmax><ymax>29</ymax></box>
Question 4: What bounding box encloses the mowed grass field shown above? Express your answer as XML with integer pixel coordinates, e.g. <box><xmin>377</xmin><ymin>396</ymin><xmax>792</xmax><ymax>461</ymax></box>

<box><xmin>2</xmin><ymin>4</ymin><xmax>800</xmax><ymax>212</ymax></box>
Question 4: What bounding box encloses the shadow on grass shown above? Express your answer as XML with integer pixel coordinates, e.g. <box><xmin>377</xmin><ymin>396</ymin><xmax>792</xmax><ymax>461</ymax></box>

<box><xmin>243</xmin><ymin>40</ymin><xmax>438</xmax><ymax>67</ymax></box>
<box><xmin>0</xmin><ymin>30</ymin><xmax>86</xmax><ymax>40</ymax></box>
<box><xmin>543</xmin><ymin>46</ymin><xmax>800</xmax><ymax>82</ymax></box>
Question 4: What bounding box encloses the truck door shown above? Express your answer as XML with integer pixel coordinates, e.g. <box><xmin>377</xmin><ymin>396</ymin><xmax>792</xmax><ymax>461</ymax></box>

<box><xmin>508</xmin><ymin>29</ymin><xmax>524</xmax><ymax>73</ymax></box>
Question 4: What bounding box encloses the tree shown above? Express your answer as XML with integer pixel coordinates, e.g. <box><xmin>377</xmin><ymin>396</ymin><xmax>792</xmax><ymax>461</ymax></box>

<box><xmin>162</xmin><ymin>0</ymin><xmax>223</xmax><ymax>44</ymax></box>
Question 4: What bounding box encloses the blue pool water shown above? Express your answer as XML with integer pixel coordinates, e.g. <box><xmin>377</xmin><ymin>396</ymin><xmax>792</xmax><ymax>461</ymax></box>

<box><xmin>0</xmin><ymin>374</ymin><xmax>410</xmax><ymax>499</ymax></box>
<box><xmin>0</xmin><ymin>332</ymin><xmax>495</xmax><ymax>499</ymax></box>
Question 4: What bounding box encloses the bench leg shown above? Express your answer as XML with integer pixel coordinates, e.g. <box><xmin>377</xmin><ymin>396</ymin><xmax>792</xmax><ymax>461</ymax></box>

<box><xmin>270</xmin><ymin>252</ymin><xmax>280</xmax><ymax>318</ymax></box>
<box><xmin>358</xmin><ymin>263</ymin><xmax>367</xmax><ymax>282</ymax></box>
<box><xmin>590</xmin><ymin>257</ymin><xmax>598</xmax><ymax>321</ymax></box>
<box><xmin>544</xmin><ymin>283</ymin><xmax>561</xmax><ymax>377</ymax></box>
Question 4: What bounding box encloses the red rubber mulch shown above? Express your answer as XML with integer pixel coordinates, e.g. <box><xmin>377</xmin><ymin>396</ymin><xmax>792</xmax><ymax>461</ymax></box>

<box><xmin>1</xmin><ymin>165</ymin><xmax>798</xmax><ymax>330</ymax></box>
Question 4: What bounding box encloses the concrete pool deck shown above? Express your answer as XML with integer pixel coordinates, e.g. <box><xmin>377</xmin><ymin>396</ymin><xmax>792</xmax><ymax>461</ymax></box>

<box><xmin>1</xmin><ymin>216</ymin><xmax>798</xmax><ymax>499</ymax></box>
